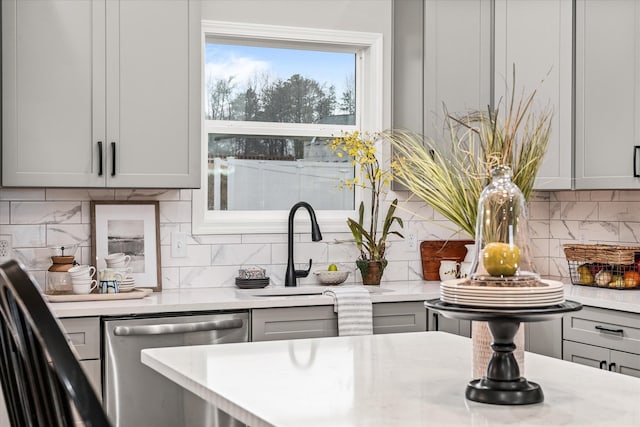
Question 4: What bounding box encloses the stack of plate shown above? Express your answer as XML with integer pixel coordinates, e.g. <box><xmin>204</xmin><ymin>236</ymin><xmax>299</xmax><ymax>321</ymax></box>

<box><xmin>440</xmin><ymin>279</ymin><xmax>564</xmax><ymax>307</ymax></box>
<box><xmin>119</xmin><ymin>276</ymin><xmax>136</xmax><ymax>292</ymax></box>
<box><xmin>235</xmin><ymin>277</ymin><xmax>270</xmax><ymax>289</ymax></box>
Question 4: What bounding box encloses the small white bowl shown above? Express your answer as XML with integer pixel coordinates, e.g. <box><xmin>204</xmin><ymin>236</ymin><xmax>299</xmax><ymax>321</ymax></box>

<box><xmin>314</xmin><ymin>270</ymin><xmax>350</xmax><ymax>285</ymax></box>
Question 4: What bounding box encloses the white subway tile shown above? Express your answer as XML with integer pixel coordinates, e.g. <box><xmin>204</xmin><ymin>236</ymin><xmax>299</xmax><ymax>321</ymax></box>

<box><xmin>12</xmin><ymin>202</ymin><xmax>82</xmax><ymax>224</ymax></box>
<box><xmin>161</xmin><ymin>267</ymin><xmax>180</xmax><ymax>289</ymax></box>
<box><xmin>618</xmin><ymin>222</ymin><xmax>640</xmax><ymax>244</ymax></box>
<box><xmin>211</xmin><ymin>243</ymin><xmax>271</xmax><ymax>266</ymax></box>
<box><xmin>192</xmin><ymin>233</ymin><xmax>242</xmax><ymax>245</ymax></box>
<box><xmin>560</xmin><ymin>201</ymin><xmax>598</xmax><ymax>221</ymax></box>
<box><xmin>159</xmin><ymin>201</ymin><xmax>191</xmax><ymax>223</ymax></box>
<box><xmin>115</xmin><ymin>189</ymin><xmax>180</xmax><ymax>200</ymax></box>
<box><xmin>1</xmin><ymin>225</ymin><xmax>46</xmax><ymax>247</ymax></box>
<box><xmin>241</xmin><ymin>233</ymin><xmax>287</xmax><ymax>244</ymax></box>
<box><xmin>598</xmin><ymin>202</ymin><xmax>640</xmax><ymax>222</ymax></box>
<box><xmin>179</xmin><ymin>266</ymin><xmax>238</xmax><ymax>288</ymax></box>
<box><xmin>46</xmin><ymin>189</ymin><xmax>114</xmax><ymax>201</ymax></box>
<box><xmin>47</xmin><ymin>224</ymin><xmax>91</xmax><ymax>248</ymax></box>
<box><xmin>0</xmin><ymin>202</ymin><xmax>9</xmax><ymax>224</ymax></box>
<box><xmin>161</xmin><ymin>244</ymin><xmax>211</xmax><ymax>267</ymax></box>
<box><xmin>0</xmin><ymin>188</ymin><xmax>45</xmax><ymax>201</ymax></box>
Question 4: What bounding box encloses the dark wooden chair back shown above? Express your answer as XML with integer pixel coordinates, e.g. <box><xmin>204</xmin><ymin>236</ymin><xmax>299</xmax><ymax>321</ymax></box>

<box><xmin>0</xmin><ymin>260</ymin><xmax>111</xmax><ymax>427</ymax></box>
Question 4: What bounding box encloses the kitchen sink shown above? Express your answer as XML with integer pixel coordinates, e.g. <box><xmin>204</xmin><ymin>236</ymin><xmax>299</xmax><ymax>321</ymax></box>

<box><xmin>242</xmin><ymin>285</ymin><xmax>393</xmax><ymax>297</ymax></box>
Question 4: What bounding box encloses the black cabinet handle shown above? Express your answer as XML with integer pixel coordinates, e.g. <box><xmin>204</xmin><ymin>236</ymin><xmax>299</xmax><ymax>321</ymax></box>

<box><xmin>635</xmin><ymin>146</ymin><xmax>640</xmax><ymax>177</ymax></box>
<box><xmin>595</xmin><ymin>325</ymin><xmax>624</xmax><ymax>335</ymax></box>
<box><xmin>111</xmin><ymin>142</ymin><xmax>116</xmax><ymax>176</ymax></box>
<box><xmin>608</xmin><ymin>362</ymin><xmax>616</xmax><ymax>372</ymax></box>
<box><xmin>599</xmin><ymin>360</ymin><xmax>607</xmax><ymax>370</ymax></box>
<box><xmin>97</xmin><ymin>141</ymin><xmax>103</xmax><ymax>176</ymax></box>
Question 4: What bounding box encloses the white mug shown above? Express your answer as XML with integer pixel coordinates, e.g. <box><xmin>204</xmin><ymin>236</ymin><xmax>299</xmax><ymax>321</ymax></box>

<box><xmin>69</xmin><ymin>265</ymin><xmax>96</xmax><ymax>279</ymax></box>
<box><xmin>105</xmin><ymin>253</ymin><xmax>131</xmax><ymax>268</ymax></box>
<box><xmin>72</xmin><ymin>279</ymin><xmax>98</xmax><ymax>295</ymax></box>
<box><xmin>99</xmin><ymin>268</ymin><xmax>124</xmax><ymax>282</ymax></box>
<box><xmin>459</xmin><ymin>261</ymin><xmax>473</xmax><ymax>279</ymax></box>
<box><xmin>439</xmin><ymin>260</ymin><xmax>459</xmax><ymax>281</ymax></box>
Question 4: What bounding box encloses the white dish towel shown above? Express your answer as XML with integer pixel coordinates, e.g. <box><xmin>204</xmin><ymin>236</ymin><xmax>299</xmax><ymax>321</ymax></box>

<box><xmin>322</xmin><ymin>286</ymin><xmax>373</xmax><ymax>336</ymax></box>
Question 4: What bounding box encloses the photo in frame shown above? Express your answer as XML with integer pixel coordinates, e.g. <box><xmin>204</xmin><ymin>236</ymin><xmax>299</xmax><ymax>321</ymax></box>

<box><xmin>91</xmin><ymin>201</ymin><xmax>161</xmax><ymax>291</ymax></box>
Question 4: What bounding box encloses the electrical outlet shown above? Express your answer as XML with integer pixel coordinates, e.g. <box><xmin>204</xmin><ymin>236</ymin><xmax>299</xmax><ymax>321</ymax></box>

<box><xmin>171</xmin><ymin>231</ymin><xmax>188</xmax><ymax>258</ymax></box>
<box><xmin>0</xmin><ymin>235</ymin><xmax>12</xmax><ymax>261</ymax></box>
<box><xmin>405</xmin><ymin>229</ymin><xmax>417</xmax><ymax>251</ymax></box>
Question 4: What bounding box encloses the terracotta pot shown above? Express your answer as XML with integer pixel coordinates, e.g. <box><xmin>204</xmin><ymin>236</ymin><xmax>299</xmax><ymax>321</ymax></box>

<box><xmin>356</xmin><ymin>259</ymin><xmax>387</xmax><ymax>286</ymax></box>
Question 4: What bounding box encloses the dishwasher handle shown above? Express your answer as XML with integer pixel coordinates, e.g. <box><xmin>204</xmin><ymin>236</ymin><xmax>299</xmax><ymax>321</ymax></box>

<box><xmin>113</xmin><ymin>318</ymin><xmax>244</xmax><ymax>336</ymax></box>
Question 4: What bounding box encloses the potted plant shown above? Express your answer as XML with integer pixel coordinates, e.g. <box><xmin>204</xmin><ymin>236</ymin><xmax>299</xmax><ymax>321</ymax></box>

<box><xmin>384</xmin><ymin>74</ymin><xmax>552</xmax><ymax>376</ymax></box>
<box><xmin>331</xmin><ymin>131</ymin><xmax>404</xmax><ymax>285</ymax></box>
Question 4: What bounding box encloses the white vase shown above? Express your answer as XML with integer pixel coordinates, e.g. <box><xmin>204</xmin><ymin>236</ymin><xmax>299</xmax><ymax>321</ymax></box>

<box><xmin>463</xmin><ymin>244</ymin><xmax>476</xmax><ymax>263</ymax></box>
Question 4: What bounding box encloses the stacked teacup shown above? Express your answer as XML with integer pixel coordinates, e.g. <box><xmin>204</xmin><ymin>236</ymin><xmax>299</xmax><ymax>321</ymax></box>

<box><xmin>68</xmin><ymin>265</ymin><xmax>97</xmax><ymax>294</ymax></box>
<box><xmin>104</xmin><ymin>253</ymin><xmax>135</xmax><ymax>292</ymax></box>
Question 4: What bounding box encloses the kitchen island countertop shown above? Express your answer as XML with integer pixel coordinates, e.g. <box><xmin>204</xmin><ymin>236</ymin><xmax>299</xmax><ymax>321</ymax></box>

<box><xmin>47</xmin><ymin>280</ymin><xmax>640</xmax><ymax>318</ymax></box>
<box><xmin>141</xmin><ymin>331</ymin><xmax>640</xmax><ymax>427</ymax></box>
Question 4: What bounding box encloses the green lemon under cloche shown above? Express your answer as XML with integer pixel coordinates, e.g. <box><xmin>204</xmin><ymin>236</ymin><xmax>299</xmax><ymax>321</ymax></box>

<box><xmin>483</xmin><ymin>242</ymin><xmax>521</xmax><ymax>276</ymax></box>
<box><xmin>328</xmin><ymin>264</ymin><xmax>338</xmax><ymax>271</ymax></box>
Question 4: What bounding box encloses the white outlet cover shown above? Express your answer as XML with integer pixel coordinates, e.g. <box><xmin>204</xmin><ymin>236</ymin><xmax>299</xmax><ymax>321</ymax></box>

<box><xmin>171</xmin><ymin>231</ymin><xmax>188</xmax><ymax>258</ymax></box>
<box><xmin>0</xmin><ymin>234</ymin><xmax>12</xmax><ymax>261</ymax></box>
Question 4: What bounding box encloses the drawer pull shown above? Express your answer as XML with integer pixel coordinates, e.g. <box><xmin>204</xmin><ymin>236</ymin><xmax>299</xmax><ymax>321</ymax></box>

<box><xmin>594</xmin><ymin>325</ymin><xmax>624</xmax><ymax>335</ymax></box>
<box><xmin>608</xmin><ymin>362</ymin><xmax>617</xmax><ymax>372</ymax></box>
<box><xmin>599</xmin><ymin>360</ymin><xmax>607</xmax><ymax>370</ymax></box>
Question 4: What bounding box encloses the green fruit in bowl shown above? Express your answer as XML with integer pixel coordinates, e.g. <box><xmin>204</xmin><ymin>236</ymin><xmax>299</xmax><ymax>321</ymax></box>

<box><xmin>328</xmin><ymin>264</ymin><xmax>338</xmax><ymax>271</ymax></box>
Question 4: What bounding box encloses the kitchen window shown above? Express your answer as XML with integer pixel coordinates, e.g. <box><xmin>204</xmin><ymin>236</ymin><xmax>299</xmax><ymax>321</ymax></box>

<box><xmin>193</xmin><ymin>21</ymin><xmax>383</xmax><ymax>234</ymax></box>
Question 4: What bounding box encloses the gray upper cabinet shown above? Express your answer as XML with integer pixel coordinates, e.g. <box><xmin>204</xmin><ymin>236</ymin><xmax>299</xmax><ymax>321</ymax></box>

<box><xmin>494</xmin><ymin>0</ymin><xmax>573</xmax><ymax>190</ymax></box>
<box><xmin>2</xmin><ymin>0</ymin><xmax>201</xmax><ymax>188</ymax></box>
<box><xmin>423</xmin><ymin>0</ymin><xmax>492</xmax><ymax>141</ymax></box>
<box><xmin>575</xmin><ymin>0</ymin><xmax>640</xmax><ymax>189</ymax></box>
<box><xmin>394</xmin><ymin>0</ymin><xmax>571</xmax><ymax>190</ymax></box>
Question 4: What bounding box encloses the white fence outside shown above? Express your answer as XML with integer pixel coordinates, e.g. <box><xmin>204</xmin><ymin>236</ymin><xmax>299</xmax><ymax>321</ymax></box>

<box><xmin>211</xmin><ymin>157</ymin><xmax>354</xmax><ymax>211</ymax></box>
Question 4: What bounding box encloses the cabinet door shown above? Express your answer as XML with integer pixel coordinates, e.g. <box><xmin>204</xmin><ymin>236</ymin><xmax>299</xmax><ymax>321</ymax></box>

<box><xmin>610</xmin><ymin>350</ymin><xmax>640</xmax><ymax>378</ymax></box>
<box><xmin>105</xmin><ymin>0</ymin><xmax>201</xmax><ymax>188</ymax></box>
<box><xmin>575</xmin><ymin>0</ymin><xmax>640</xmax><ymax>189</ymax></box>
<box><xmin>494</xmin><ymin>0</ymin><xmax>572</xmax><ymax>190</ymax></box>
<box><xmin>251</xmin><ymin>306</ymin><xmax>338</xmax><ymax>342</ymax></box>
<box><xmin>524</xmin><ymin>318</ymin><xmax>562</xmax><ymax>359</ymax></box>
<box><xmin>423</xmin><ymin>0</ymin><xmax>492</xmax><ymax>141</ymax></box>
<box><xmin>563</xmin><ymin>340</ymin><xmax>610</xmax><ymax>370</ymax></box>
<box><xmin>372</xmin><ymin>302</ymin><xmax>427</xmax><ymax>334</ymax></box>
<box><xmin>427</xmin><ymin>309</ymin><xmax>471</xmax><ymax>337</ymax></box>
<box><xmin>2</xmin><ymin>0</ymin><xmax>105</xmax><ymax>187</ymax></box>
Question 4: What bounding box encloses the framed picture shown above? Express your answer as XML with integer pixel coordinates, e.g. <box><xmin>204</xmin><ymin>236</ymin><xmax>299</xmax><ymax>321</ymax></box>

<box><xmin>91</xmin><ymin>201</ymin><xmax>161</xmax><ymax>291</ymax></box>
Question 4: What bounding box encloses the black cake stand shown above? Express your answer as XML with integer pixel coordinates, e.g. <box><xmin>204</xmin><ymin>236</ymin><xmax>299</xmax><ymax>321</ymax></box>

<box><xmin>425</xmin><ymin>299</ymin><xmax>582</xmax><ymax>405</ymax></box>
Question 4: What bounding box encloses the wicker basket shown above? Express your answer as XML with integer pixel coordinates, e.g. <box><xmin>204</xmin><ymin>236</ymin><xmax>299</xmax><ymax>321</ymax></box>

<box><xmin>564</xmin><ymin>244</ymin><xmax>640</xmax><ymax>289</ymax></box>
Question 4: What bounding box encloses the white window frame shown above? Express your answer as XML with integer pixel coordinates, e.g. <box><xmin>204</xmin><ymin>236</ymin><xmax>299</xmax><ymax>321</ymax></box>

<box><xmin>192</xmin><ymin>20</ymin><xmax>383</xmax><ymax>235</ymax></box>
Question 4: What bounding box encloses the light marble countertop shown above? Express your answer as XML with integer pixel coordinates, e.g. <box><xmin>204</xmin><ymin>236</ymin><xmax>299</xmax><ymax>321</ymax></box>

<box><xmin>47</xmin><ymin>280</ymin><xmax>640</xmax><ymax>318</ymax></box>
<box><xmin>141</xmin><ymin>331</ymin><xmax>640</xmax><ymax>427</ymax></box>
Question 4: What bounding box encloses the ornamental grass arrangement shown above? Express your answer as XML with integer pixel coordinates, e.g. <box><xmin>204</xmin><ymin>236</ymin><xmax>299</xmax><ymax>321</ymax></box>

<box><xmin>385</xmin><ymin>79</ymin><xmax>552</xmax><ymax>239</ymax></box>
<box><xmin>331</xmin><ymin>131</ymin><xmax>404</xmax><ymax>284</ymax></box>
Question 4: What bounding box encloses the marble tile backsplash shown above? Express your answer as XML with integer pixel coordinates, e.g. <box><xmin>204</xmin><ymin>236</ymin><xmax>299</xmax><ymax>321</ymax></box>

<box><xmin>2</xmin><ymin>187</ymin><xmax>640</xmax><ymax>289</ymax></box>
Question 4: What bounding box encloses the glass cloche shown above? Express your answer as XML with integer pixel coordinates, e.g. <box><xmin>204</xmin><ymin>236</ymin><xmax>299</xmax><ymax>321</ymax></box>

<box><xmin>468</xmin><ymin>165</ymin><xmax>540</xmax><ymax>285</ymax></box>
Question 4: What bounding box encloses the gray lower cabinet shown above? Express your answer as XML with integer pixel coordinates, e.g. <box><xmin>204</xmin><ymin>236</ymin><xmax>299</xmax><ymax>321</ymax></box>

<box><xmin>563</xmin><ymin>306</ymin><xmax>640</xmax><ymax>378</ymax></box>
<box><xmin>251</xmin><ymin>302</ymin><xmax>427</xmax><ymax>342</ymax></box>
<box><xmin>426</xmin><ymin>310</ymin><xmax>562</xmax><ymax>358</ymax></box>
<box><xmin>524</xmin><ymin>319</ymin><xmax>563</xmax><ymax>359</ymax></box>
<box><xmin>426</xmin><ymin>309</ymin><xmax>471</xmax><ymax>338</ymax></box>
<box><xmin>59</xmin><ymin>316</ymin><xmax>102</xmax><ymax>396</ymax></box>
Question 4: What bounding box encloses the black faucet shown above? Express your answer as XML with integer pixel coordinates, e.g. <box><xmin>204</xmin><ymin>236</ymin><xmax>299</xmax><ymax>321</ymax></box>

<box><xmin>285</xmin><ymin>202</ymin><xmax>323</xmax><ymax>287</ymax></box>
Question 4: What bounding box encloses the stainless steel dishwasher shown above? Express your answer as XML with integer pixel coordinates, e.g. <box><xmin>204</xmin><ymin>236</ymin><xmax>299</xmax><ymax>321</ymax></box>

<box><xmin>103</xmin><ymin>311</ymin><xmax>249</xmax><ymax>427</ymax></box>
